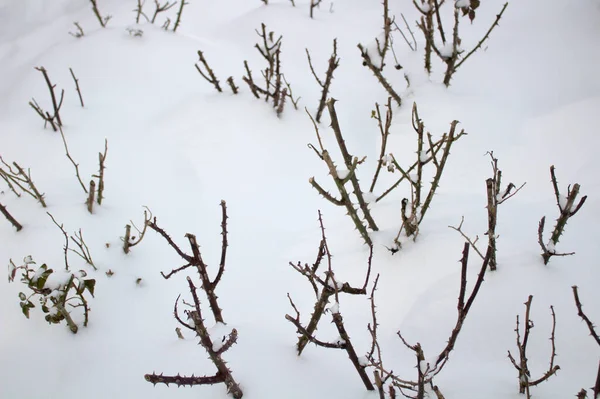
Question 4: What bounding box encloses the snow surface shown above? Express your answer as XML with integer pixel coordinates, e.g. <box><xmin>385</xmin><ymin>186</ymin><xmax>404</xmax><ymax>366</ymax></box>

<box><xmin>1</xmin><ymin>1</ymin><xmax>600</xmax><ymax>399</ymax></box>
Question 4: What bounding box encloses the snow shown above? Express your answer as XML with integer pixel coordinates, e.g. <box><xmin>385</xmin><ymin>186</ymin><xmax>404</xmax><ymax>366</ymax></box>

<box><xmin>456</xmin><ymin>0</ymin><xmax>471</xmax><ymax>8</ymax></box>
<box><xmin>1</xmin><ymin>1</ymin><xmax>600</xmax><ymax>399</ymax></box>
<box><xmin>336</xmin><ymin>168</ymin><xmax>350</xmax><ymax>180</ymax></box>
<box><xmin>559</xmin><ymin>194</ymin><xmax>569</xmax><ymax>210</ymax></box>
<box><xmin>329</xmin><ymin>302</ymin><xmax>340</xmax><ymax>314</ymax></box>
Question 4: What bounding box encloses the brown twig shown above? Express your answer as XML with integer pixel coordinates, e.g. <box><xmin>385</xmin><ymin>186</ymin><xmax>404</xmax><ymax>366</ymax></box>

<box><xmin>146</xmin><ymin>277</ymin><xmax>242</xmax><ymax>398</ymax></box>
<box><xmin>306</xmin><ymin>39</ymin><xmax>339</xmax><ymax>123</ymax></box>
<box><xmin>507</xmin><ymin>295</ymin><xmax>560</xmax><ymax>397</ymax></box>
<box><xmin>0</xmin><ymin>157</ymin><xmax>46</xmax><ymax>207</ymax></box>
<box><xmin>69</xmin><ymin>68</ymin><xmax>85</xmax><ymax>108</ymax></box>
<box><xmin>147</xmin><ymin>202</ymin><xmax>230</xmax><ymax>323</ymax></box>
<box><xmin>0</xmin><ymin>201</ymin><xmax>22</xmax><ymax>231</ymax></box>
<box><xmin>89</xmin><ymin>0</ymin><xmax>111</xmax><ymax>27</ymax></box>
<box><xmin>172</xmin><ymin>0</ymin><xmax>188</xmax><ymax>32</ymax></box>
<box><xmin>357</xmin><ymin>44</ymin><xmax>402</xmax><ymax>107</ymax></box>
<box><xmin>539</xmin><ymin>166</ymin><xmax>587</xmax><ymax>264</ymax></box>
<box><xmin>195</xmin><ymin>51</ymin><xmax>222</xmax><ymax>92</ymax></box>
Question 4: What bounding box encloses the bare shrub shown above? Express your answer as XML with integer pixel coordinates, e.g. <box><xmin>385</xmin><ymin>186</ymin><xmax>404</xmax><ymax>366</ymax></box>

<box><xmin>368</xmin><ymin>243</ymin><xmax>491</xmax><ymax>397</ymax></box>
<box><xmin>538</xmin><ymin>166</ymin><xmax>587</xmax><ymax>264</ymax></box>
<box><xmin>286</xmin><ymin>210</ymin><xmax>374</xmax><ymax>390</ymax></box>
<box><xmin>507</xmin><ymin>295</ymin><xmax>560</xmax><ymax>397</ymax></box>
<box><xmin>144</xmin><ymin>201</ymin><xmax>242</xmax><ymax>398</ymax></box>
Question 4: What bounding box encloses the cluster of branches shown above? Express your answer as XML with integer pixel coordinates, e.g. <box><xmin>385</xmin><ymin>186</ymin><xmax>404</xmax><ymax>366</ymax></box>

<box><xmin>243</xmin><ymin>23</ymin><xmax>299</xmax><ymax>116</ymax></box>
<box><xmin>306</xmin><ymin>39</ymin><xmax>340</xmax><ymax>123</ymax></box>
<box><xmin>195</xmin><ymin>23</ymin><xmax>299</xmax><ymax>117</ymax></box>
<box><xmin>29</xmin><ymin>67</ymin><xmax>64</xmax><ymax>132</ymax></box>
<box><xmin>308</xmin><ymin>98</ymin><xmax>464</xmax><ymax>249</ymax></box>
<box><xmin>367</xmin><ymin>243</ymin><xmax>491</xmax><ymax>398</ymax></box>
<box><xmin>388</xmin><ymin>103</ymin><xmax>466</xmax><ymax>247</ymax></box>
<box><xmin>358</xmin><ymin>0</ymin><xmax>404</xmax><ymax>106</ymax></box>
<box><xmin>308</xmin><ymin>99</ymin><xmax>378</xmax><ymax>246</ymax></box>
<box><xmin>507</xmin><ymin>295</ymin><xmax>560</xmax><ymax>398</ymax></box>
<box><xmin>450</xmin><ymin>152</ymin><xmax>524</xmax><ymax>271</ymax></box>
<box><xmin>122</xmin><ymin>207</ymin><xmax>152</xmax><ymax>254</ymax></box>
<box><xmin>58</xmin><ymin>129</ymin><xmax>108</xmax><ymax>214</ymax></box>
<box><xmin>134</xmin><ymin>0</ymin><xmax>187</xmax><ymax>31</ymax></box>
<box><xmin>29</xmin><ymin>66</ymin><xmax>85</xmax><ymax>130</ymax></box>
<box><xmin>144</xmin><ymin>201</ymin><xmax>243</xmax><ymax>398</ymax></box>
<box><xmin>0</xmin><ymin>156</ymin><xmax>46</xmax><ymax>207</ymax></box>
<box><xmin>538</xmin><ymin>166</ymin><xmax>587</xmax><ymax>264</ymax></box>
<box><xmin>286</xmin><ymin>210</ymin><xmax>375</xmax><ymax>390</ymax></box>
<box><xmin>413</xmin><ymin>0</ymin><xmax>508</xmax><ymax>86</ymax></box>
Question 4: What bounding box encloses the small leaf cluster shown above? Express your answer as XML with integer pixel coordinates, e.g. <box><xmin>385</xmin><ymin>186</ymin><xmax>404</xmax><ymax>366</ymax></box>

<box><xmin>8</xmin><ymin>256</ymin><xmax>95</xmax><ymax>333</ymax></box>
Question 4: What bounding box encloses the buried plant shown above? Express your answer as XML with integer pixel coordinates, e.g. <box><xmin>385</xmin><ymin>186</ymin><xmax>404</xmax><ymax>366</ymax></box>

<box><xmin>8</xmin><ymin>257</ymin><xmax>95</xmax><ymax>334</ymax></box>
<box><xmin>450</xmin><ymin>152</ymin><xmax>524</xmax><ymax>271</ymax></box>
<box><xmin>0</xmin><ymin>155</ymin><xmax>47</xmax><ymax>207</ymax></box>
<box><xmin>7</xmin><ymin>213</ymin><xmax>97</xmax><ymax>334</ymax></box>
<box><xmin>57</xmin><ymin>126</ymin><xmax>108</xmax><ymax>214</ymax></box>
<box><xmin>413</xmin><ymin>0</ymin><xmax>508</xmax><ymax>86</ymax></box>
<box><xmin>388</xmin><ymin>102</ymin><xmax>466</xmax><ymax>247</ymax></box>
<box><xmin>306</xmin><ymin>39</ymin><xmax>340</xmax><ymax>123</ymax></box>
<box><xmin>507</xmin><ymin>295</ymin><xmax>560</xmax><ymax>398</ymax></box>
<box><xmin>367</xmin><ymin>243</ymin><xmax>491</xmax><ymax>398</ymax></box>
<box><xmin>538</xmin><ymin>165</ymin><xmax>587</xmax><ymax>265</ymax></box>
<box><xmin>242</xmin><ymin>23</ymin><xmax>299</xmax><ymax>116</ymax></box>
<box><xmin>122</xmin><ymin>207</ymin><xmax>152</xmax><ymax>254</ymax></box>
<box><xmin>144</xmin><ymin>200</ymin><xmax>242</xmax><ymax>398</ymax></box>
<box><xmin>195</xmin><ymin>50</ymin><xmax>239</xmax><ymax>94</ymax></box>
<box><xmin>286</xmin><ymin>210</ymin><xmax>374</xmax><ymax>390</ymax></box>
<box><xmin>357</xmin><ymin>0</ymin><xmax>403</xmax><ymax>106</ymax></box>
<box><xmin>308</xmin><ymin>100</ymin><xmax>378</xmax><ymax>246</ymax></box>
<box><xmin>29</xmin><ymin>67</ymin><xmax>64</xmax><ymax>132</ymax></box>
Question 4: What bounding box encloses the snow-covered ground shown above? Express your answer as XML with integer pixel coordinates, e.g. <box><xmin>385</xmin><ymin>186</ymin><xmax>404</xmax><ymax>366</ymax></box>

<box><xmin>1</xmin><ymin>0</ymin><xmax>599</xmax><ymax>398</ymax></box>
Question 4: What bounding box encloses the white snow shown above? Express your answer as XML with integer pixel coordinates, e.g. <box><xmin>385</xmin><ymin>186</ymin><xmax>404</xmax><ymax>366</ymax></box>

<box><xmin>329</xmin><ymin>302</ymin><xmax>340</xmax><ymax>314</ymax></box>
<box><xmin>1</xmin><ymin>1</ymin><xmax>599</xmax><ymax>399</ymax></box>
<box><xmin>456</xmin><ymin>0</ymin><xmax>471</xmax><ymax>8</ymax></box>
<box><xmin>336</xmin><ymin>168</ymin><xmax>350</xmax><ymax>180</ymax></box>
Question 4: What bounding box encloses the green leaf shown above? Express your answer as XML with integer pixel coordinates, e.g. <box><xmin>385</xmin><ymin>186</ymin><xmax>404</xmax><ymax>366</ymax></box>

<box><xmin>18</xmin><ymin>292</ymin><xmax>26</xmax><ymax>301</ymax></box>
<box><xmin>20</xmin><ymin>301</ymin><xmax>34</xmax><ymax>319</ymax></box>
<box><xmin>41</xmin><ymin>305</ymin><xmax>50</xmax><ymax>313</ymax></box>
<box><xmin>35</xmin><ymin>266</ymin><xmax>53</xmax><ymax>290</ymax></box>
<box><xmin>83</xmin><ymin>279</ymin><xmax>96</xmax><ymax>297</ymax></box>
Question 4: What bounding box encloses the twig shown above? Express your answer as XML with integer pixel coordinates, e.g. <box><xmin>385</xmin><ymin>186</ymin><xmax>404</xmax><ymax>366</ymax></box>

<box><xmin>151</xmin><ymin>0</ymin><xmax>176</xmax><ymax>23</ymax></box>
<box><xmin>507</xmin><ymin>295</ymin><xmax>560</xmax><ymax>397</ymax></box>
<box><xmin>195</xmin><ymin>51</ymin><xmax>222</xmax><ymax>92</ymax></box>
<box><xmin>89</xmin><ymin>0</ymin><xmax>111</xmax><ymax>27</ymax></box>
<box><xmin>69</xmin><ymin>229</ymin><xmax>96</xmax><ymax>270</ymax></box>
<box><xmin>172</xmin><ymin>0</ymin><xmax>188</xmax><ymax>32</ymax></box>
<box><xmin>306</xmin><ymin>38</ymin><xmax>339</xmax><ymax>123</ymax></box>
<box><xmin>58</xmin><ymin>126</ymin><xmax>88</xmax><ymax>194</ymax></box>
<box><xmin>539</xmin><ymin>165</ymin><xmax>587</xmax><ymax>264</ymax></box>
<box><xmin>0</xmin><ymin>201</ymin><xmax>22</xmax><ymax>231</ymax></box>
<box><xmin>69</xmin><ymin>68</ymin><xmax>85</xmax><ymax>108</ymax></box>
<box><xmin>357</xmin><ymin>44</ymin><xmax>402</xmax><ymax>107</ymax></box>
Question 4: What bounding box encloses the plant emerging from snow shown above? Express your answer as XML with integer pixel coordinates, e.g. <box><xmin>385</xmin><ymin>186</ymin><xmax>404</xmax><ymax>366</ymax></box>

<box><xmin>8</xmin><ymin>256</ymin><xmax>95</xmax><ymax>334</ymax></box>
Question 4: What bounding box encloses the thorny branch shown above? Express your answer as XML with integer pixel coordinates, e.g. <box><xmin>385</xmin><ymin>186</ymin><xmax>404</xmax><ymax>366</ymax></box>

<box><xmin>145</xmin><ymin>277</ymin><xmax>242</xmax><ymax>398</ymax></box>
<box><xmin>286</xmin><ymin>210</ymin><xmax>374</xmax><ymax>390</ymax></box>
<box><xmin>147</xmin><ymin>201</ymin><xmax>230</xmax><ymax>324</ymax></box>
<box><xmin>507</xmin><ymin>295</ymin><xmax>560</xmax><ymax>397</ymax></box>
<box><xmin>538</xmin><ymin>165</ymin><xmax>587</xmax><ymax>264</ymax></box>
